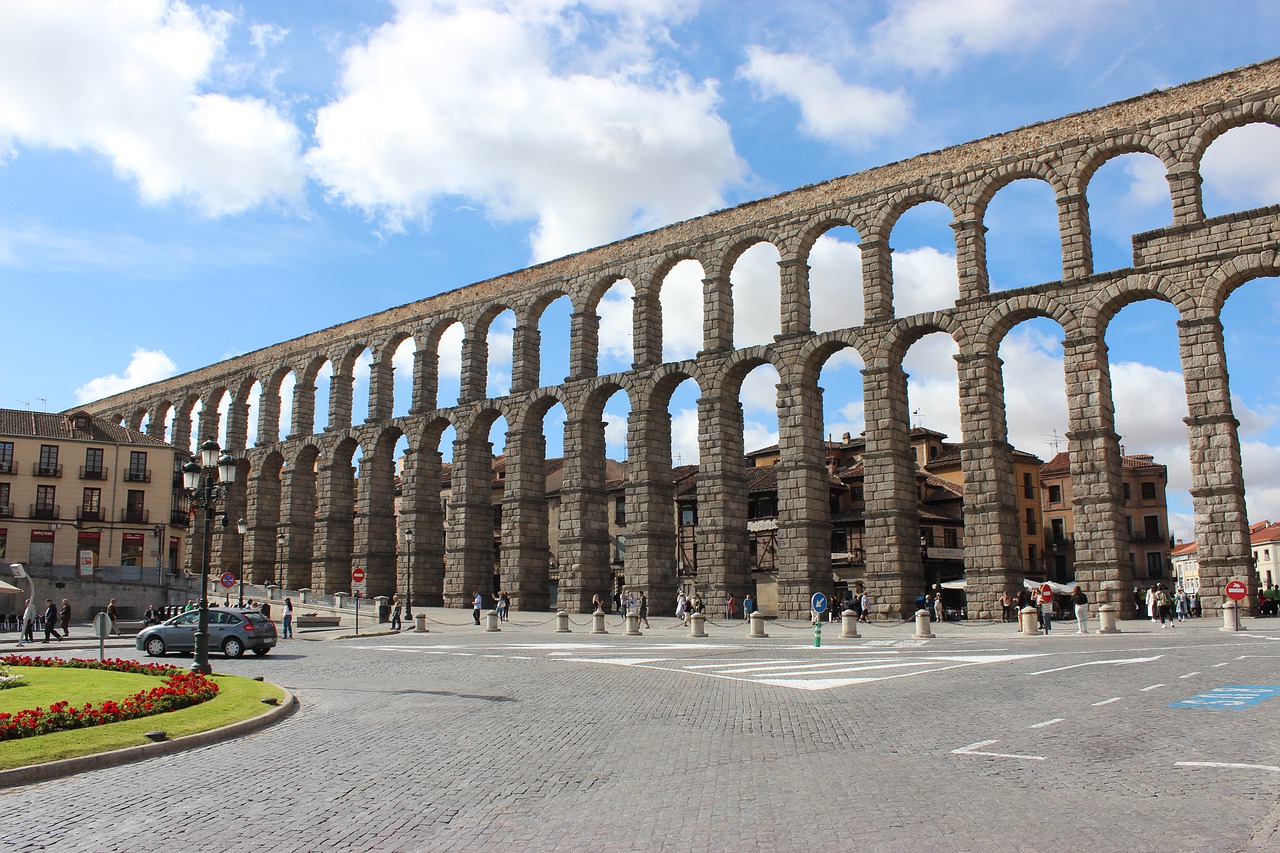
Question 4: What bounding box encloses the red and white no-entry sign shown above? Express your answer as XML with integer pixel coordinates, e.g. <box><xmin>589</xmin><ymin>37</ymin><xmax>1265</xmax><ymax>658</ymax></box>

<box><xmin>352</xmin><ymin>567</ymin><xmax>366</xmax><ymax>589</ymax></box>
<box><xmin>1225</xmin><ymin>579</ymin><xmax>1248</xmax><ymax>601</ymax></box>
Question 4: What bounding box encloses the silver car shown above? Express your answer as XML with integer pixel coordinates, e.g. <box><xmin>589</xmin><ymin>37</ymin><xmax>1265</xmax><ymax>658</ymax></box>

<box><xmin>135</xmin><ymin>607</ymin><xmax>277</xmax><ymax>658</ymax></box>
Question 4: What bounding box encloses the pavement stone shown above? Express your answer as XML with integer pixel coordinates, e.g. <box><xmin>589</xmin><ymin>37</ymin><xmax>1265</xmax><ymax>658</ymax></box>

<box><xmin>1</xmin><ymin>612</ymin><xmax>1278</xmax><ymax>851</ymax></box>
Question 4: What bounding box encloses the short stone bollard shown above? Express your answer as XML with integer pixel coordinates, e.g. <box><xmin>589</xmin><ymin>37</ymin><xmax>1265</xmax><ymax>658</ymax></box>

<box><xmin>334</xmin><ymin>593</ymin><xmax>347</xmax><ymax>610</ymax></box>
<box><xmin>1019</xmin><ymin>605</ymin><xmax>1041</xmax><ymax>636</ymax></box>
<box><xmin>299</xmin><ymin>588</ymin><xmax>311</xmax><ymax>604</ymax></box>
<box><xmin>913</xmin><ymin>608</ymin><xmax>935</xmax><ymax>639</ymax></box>
<box><xmin>1097</xmin><ymin>603</ymin><xmax>1120</xmax><ymax>635</ymax></box>
<box><xmin>485</xmin><ymin>609</ymin><xmax>501</xmax><ymax>632</ymax></box>
<box><xmin>555</xmin><ymin>611</ymin><xmax>571</xmax><ymax>633</ymax></box>
<box><xmin>375</xmin><ymin>596</ymin><xmax>389</xmax><ymax>622</ymax></box>
<box><xmin>591</xmin><ymin>609</ymin><xmax>608</xmax><ymax>634</ymax></box>
<box><xmin>1220</xmin><ymin>600</ymin><xmax>1244</xmax><ymax>633</ymax></box>
<box><xmin>689</xmin><ymin>612</ymin><xmax>708</xmax><ymax>638</ymax></box>
<box><xmin>749</xmin><ymin>611</ymin><xmax>768</xmax><ymax>638</ymax></box>
<box><xmin>625</xmin><ymin>612</ymin><xmax>642</xmax><ymax>636</ymax></box>
<box><xmin>840</xmin><ymin>609</ymin><xmax>860</xmax><ymax>639</ymax></box>
<box><xmin>414</xmin><ymin>613</ymin><xmax>428</xmax><ymax>633</ymax></box>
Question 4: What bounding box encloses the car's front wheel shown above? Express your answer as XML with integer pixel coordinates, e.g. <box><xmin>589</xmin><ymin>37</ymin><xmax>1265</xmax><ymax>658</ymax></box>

<box><xmin>223</xmin><ymin>637</ymin><xmax>245</xmax><ymax>658</ymax></box>
<box><xmin>144</xmin><ymin>636</ymin><xmax>167</xmax><ymax>657</ymax></box>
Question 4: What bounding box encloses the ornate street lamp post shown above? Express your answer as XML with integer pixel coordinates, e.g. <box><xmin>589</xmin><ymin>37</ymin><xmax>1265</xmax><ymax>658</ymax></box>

<box><xmin>404</xmin><ymin>527</ymin><xmax>413</xmax><ymax>619</ymax></box>
<box><xmin>182</xmin><ymin>440</ymin><xmax>238</xmax><ymax>675</ymax></box>
<box><xmin>276</xmin><ymin>531</ymin><xmax>286</xmax><ymax>588</ymax></box>
<box><xmin>236</xmin><ymin>517</ymin><xmax>248</xmax><ymax>607</ymax></box>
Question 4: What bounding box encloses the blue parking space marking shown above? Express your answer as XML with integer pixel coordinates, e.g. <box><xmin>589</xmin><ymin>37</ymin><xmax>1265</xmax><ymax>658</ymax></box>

<box><xmin>1169</xmin><ymin>685</ymin><xmax>1280</xmax><ymax>710</ymax></box>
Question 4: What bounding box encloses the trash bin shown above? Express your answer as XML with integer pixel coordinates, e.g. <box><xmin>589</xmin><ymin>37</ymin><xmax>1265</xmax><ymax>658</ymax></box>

<box><xmin>378</xmin><ymin>604</ymin><xmax>391</xmax><ymax>623</ymax></box>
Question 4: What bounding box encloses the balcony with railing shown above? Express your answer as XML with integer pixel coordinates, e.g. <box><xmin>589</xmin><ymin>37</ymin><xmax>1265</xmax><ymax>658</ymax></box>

<box><xmin>79</xmin><ymin>465</ymin><xmax>109</xmax><ymax>480</ymax></box>
<box><xmin>76</xmin><ymin>507</ymin><xmax>102</xmax><ymax>523</ymax></box>
<box><xmin>170</xmin><ymin>509</ymin><xmax>191</xmax><ymax>527</ymax></box>
<box><xmin>0</xmin><ymin>459</ymin><xmax>15</xmax><ymax>475</ymax></box>
<box><xmin>31</xmin><ymin>503</ymin><xmax>60</xmax><ymax>520</ymax></box>
<box><xmin>0</xmin><ymin>504</ymin><xmax>12</xmax><ymax>517</ymax></box>
<box><xmin>121</xmin><ymin>507</ymin><xmax>150</xmax><ymax>524</ymax></box>
<box><xmin>123</xmin><ymin>468</ymin><xmax>152</xmax><ymax>483</ymax></box>
<box><xmin>32</xmin><ymin>462</ymin><xmax>63</xmax><ymax>478</ymax></box>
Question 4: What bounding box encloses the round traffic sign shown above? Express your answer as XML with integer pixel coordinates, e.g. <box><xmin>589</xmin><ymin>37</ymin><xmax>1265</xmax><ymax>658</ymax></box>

<box><xmin>352</xmin><ymin>567</ymin><xmax>366</xmax><ymax>584</ymax></box>
<box><xmin>811</xmin><ymin>592</ymin><xmax>827</xmax><ymax>614</ymax></box>
<box><xmin>219</xmin><ymin>571</ymin><xmax>236</xmax><ymax>589</ymax></box>
<box><xmin>1225</xmin><ymin>579</ymin><xmax>1248</xmax><ymax>601</ymax></box>
<box><xmin>1041</xmin><ymin>583</ymin><xmax>1053</xmax><ymax>599</ymax></box>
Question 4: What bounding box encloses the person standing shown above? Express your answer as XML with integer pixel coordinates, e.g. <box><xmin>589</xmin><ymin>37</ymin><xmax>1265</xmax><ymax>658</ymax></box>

<box><xmin>59</xmin><ymin>598</ymin><xmax>71</xmax><ymax>638</ymax></box>
<box><xmin>743</xmin><ymin>594</ymin><xmax>753</xmax><ymax>621</ymax></box>
<box><xmin>472</xmin><ymin>591</ymin><xmax>483</xmax><ymax>625</ymax></box>
<box><xmin>281</xmin><ymin>597</ymin><xmax>295</xmax><ymax>638</ymax></box>
<box><xmin>675</xmin><ymin>592</ymin><xmax>687</xmax><ymax>622</ymax></box>
<box><xmin>1071</xmin><ymin>585</ymin><xmax>1089</xmax><ymax>634</ymax></box>
<box><xmin>42</xmin><ymin>598</ymin><xmax>62</xmax><ymax>642</ymax></box>
<box><xmin>390</xmin><ymin>595</ymin><xmax>402</xmax><ymax>630</ymax></box>
<box><xmin>725</xmin><ymin>594</ymin><xmax>735</xmax><ymax>621</ymax></box>
<box><xmin>106</xmin><ymin>598</ymin><xmax>120</xmax><ymax>636</ymax></box>
<box><xmin>639</xmin><ymin>591</ymin><xmax>650</xmax><ymax>628</ymax></box>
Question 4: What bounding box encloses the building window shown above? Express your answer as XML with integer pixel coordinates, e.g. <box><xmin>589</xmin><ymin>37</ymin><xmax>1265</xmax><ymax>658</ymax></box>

<box><xmin>1025</xmin><ymin>507</ymin><xmax>1037</xmax><ymax>534</ymax></box>
<box><xmin>0</xmin><ymin>483</ymin><xmax>10</xmax><ymax>516</ymax></box>
<box><xmin>749</xmin><ymin>495</ymin><xmax>777</xmax><ymax>519</ymax></box>
<box><xmin>1123</xmin><ymin>482</ymin><xmax>1131</xmax><ymax>501</ymax></box>
<box><xmin>121</xmin><ymin>532</ymin><xmax>145</xmax><ymax>567</ymax></box>
<box><xmin>1141</xmin><ymin>481</ymin><xmax>1157</xmax><ymax>501</ymax></box>
<box><xmin>944</xmin><ymin>528</ymin><xmax>958</xmax><ymax>549</ymax></box>
<box><xmin>614</xmin><ymin>496</ymin><xmax>626</xmax><ymax>525</ymax></box>
<box><xmin>1146</xmin><ymin>551</ymin><xmax>1164</xmax><ymax>578</ymax></box>
<box><xmin>126</xmin><ymin>451</ymin><xmax>149</xmax><ymax>482</ymax></box>
<box><xmin>921</xmin><ymin>527</ymin><xmax>935</xmax><ymax>547</ymax></box>
<box><xmin>1144</xmin><ymin>515</ymin><xmax>1161</xmax><ymax>541</ymax></box>
<box><xmin>83</xmin><ymin>447</ymin><xmax>104</xmax><ymax>479</ymax></box>
<box><xmin>124</xmin><ymin>490</ymin><xmax>146</xmax><ymax>524</ymax></box>
<box><xmin>1023</xmin><ymin>472</ymin><xmax>1035</xmax><ymax>499</ymax></box>
<box><xmin>1028</xmin><ymin>543</ymin><xmax>1038</xmax><ymax>565</ymax></box>
<box><xmin>0</xmin><ymin>441</ymin><xmax>13</xmax><ymax>474</ymax></box>
<box><xmin>492</xmin><ymin>505</ymin><xmax>502</xmax><ymax>530</ymax></box>
<box><xmin>1051</xmin><ymin>517</ymin><xmax>1065</xmax><ymax>542</ymax></box>
<box><xmin>831</xmin><ymin>528</ymin><xmax>848</xmax><ymax>553</ymax></box>
<box><xmin>81</xmin><ymin>488</ymin><xmax>102</xmax><ymax>522</ymax></box>
<box><xmin>38</xmin><ymin>445</ymin><xmax>60</xmax><ymax>476</ymax></box>
<box><xmin>680</xmin><ymin>504</ymin><xmax>697</xmax><ymax>526</ymax></box>
<box><xmin>614</xmin><ymin>534</ymin><xmax>626</xmax><ymax>563</ymax></box>
<box><xmin>1048</xmin><ymin>484</ymin><xmax>1062</xmax><ymax>504</ymax></box>
<box><xmin>34</xmin><ymin>484</ymin><xmax>57</xmax><ymax>519</ymax></box>
<box><xmin>851</xmin><ymin>486</ymin><xmax>864</xmax><ymax>502</ymax></box>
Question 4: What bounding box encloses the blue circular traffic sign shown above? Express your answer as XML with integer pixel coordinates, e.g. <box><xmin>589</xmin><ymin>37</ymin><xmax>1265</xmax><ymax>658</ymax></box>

<box><xmin>811</xmin><ymin>592</ymin><xmax>827</xmax><ymax>613</ymax></box>
<box><xmin>219</xmin><ymin>571</ymin><xmax>237</xmax><ymax>589</ymax></box>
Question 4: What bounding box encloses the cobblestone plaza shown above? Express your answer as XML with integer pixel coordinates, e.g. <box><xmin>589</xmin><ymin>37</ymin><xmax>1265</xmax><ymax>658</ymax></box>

<box><xmin>3</xmin><ymin>615</ymin><xmax>1278</xmax><ymax>851</ymax></box>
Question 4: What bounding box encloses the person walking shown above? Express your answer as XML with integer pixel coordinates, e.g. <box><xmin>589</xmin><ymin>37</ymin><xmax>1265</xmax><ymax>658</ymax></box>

<box><xmin>1071</xmin><ymin>585</ymin><xmax>1089</xmax><ymax>634</ymax></box>
<box><xmin>59</xmin><ymin>598</ymin><xmax>71</xmax><ymax>638</ymax></box>
<box><xmin>472</xmin><ymin>591</ymin><xmax>483</xmax><ymax>625</ymax></box>
<box><xmin>282</xmin><ymin>597</ymin><xmax>295</xmax><ymax>638</ymax></box>
<box><xmin>390</xmin><ymin>595</ymin><xmax>402</xmax><ymax>630</ymax></box>
<box><xmin>743</xmin><ymin>594</ymin><xmax>753</xmax><ymax>621</ymax></box>
<box><xmin>675</xmin><ymin>592</ymin><xmax>687</xmax><ymax>623</ymax></box>
<box><xmin>42</xmin><ymin>598</ymin><xmax>62</xmax><ymax>642</ymax></box>
<box><xmin>18</xmin><ymin>599</ymin><xmax>36</xmax><ymax>646</ymax></box>
<box><xmin>106</xmin><ymin>598</ymin><xmax>120</xmax><ymax>636</ymax></box>
<box><xmin>639</xmin><ymin>591</ymin><xmax>650</xmax><ymax>628</ymax></box>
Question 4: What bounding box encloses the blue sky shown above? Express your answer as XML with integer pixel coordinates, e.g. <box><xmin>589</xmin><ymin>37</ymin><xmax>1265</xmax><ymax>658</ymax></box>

<box><xmin>2</xmin><ymin>0</ymin><xmax>1279</xmax><ymax>541</ymax></box>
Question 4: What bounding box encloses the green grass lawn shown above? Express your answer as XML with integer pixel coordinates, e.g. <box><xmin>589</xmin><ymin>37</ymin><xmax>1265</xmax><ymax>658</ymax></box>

<box><xmin>0</xmin><ymin>666</ymin><xmax>287</xmax><ymax>771</ymax></box>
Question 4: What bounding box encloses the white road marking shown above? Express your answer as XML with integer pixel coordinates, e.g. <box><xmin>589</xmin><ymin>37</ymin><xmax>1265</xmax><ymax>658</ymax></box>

<box><xmin>1028</xmin><ymin>718</ymin><xmax>1064</xmax><ymax>729</ymax></box>
<box><xmin>1091</xmin><ymin>697</ymin><xmax>1123</xmax><ymax>706</ymax></box>
<box><xmin>1140</xmin><ymin>684</ymin><xmax>1166</xmax><ymax>692</ymax></box>
<box><xmin>1179</xmin><ymin>671</ymin><xmax>1201</xmax><ymax>679</ymax></box>
<box><xmin>1176</xmin><ymin>761</ymin><xmax>1280</xmax><ymax>773</ymax></box>
<box><xmin>1028</xmin><ymin>655</ymin><xmax>1162</xmax><ymax>675</ymax></box>
<box><xmin>1212</xmin><ymin>662</ymin><xmax>1229</xmax><ymax>668</ymax></box>
<box><xmin>952</xmin><ymin>740</ymin><xmax>1045</xmax><ymax>761</ymax></box>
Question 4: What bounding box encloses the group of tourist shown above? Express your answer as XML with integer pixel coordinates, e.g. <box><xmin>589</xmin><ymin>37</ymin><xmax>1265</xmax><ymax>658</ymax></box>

<box><xmin>1256</xmin><ymin>584</ymin><xmax>1280</xmax><ymax>616</ymax></box>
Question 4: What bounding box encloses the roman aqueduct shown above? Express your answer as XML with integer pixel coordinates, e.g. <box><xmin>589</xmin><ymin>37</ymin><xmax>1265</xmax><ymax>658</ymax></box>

<box><xmin>79</xmin><ymin>59</ymin><xmax>1280</xmax><ymax>618</ymax></box>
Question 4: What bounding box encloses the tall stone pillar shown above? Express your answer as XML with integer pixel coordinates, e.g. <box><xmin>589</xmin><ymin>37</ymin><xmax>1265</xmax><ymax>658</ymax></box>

<box><xmin>632</xmin><ymin>284</ymin><xmax>661</xmax><ymax>368</ymax></box>
<box><xmin>225</xmin><ymin>400</ymin><xmax>250</xmax><ymax>453</ymax></box>
<box><xmin>289</xmin><ymin>381</ymin><xmax>316</xmax><ymax>438</ymax></box>
<box><xmin>171</xmin><ymin>407</ymin><xmax>194</xmax><ymax>456</ymax></box>
<box><xmin>501</xmin><ymin>428</ymin><xmax>551</xmax><ymax>611</ymax></box>
<box><xmin>146</xmin><ymin>408</ymin><xmax>167</xmax><ymax>441</ymax></box>
<box><xmin>312</xmin><ymin>453</ymin><xmax>355</xmax><ymax>593</ymax></box>
<box><xmin>778</xmin><ymin>256</ymin><xmax>811</xmax><ymax>337</ymax></box>
<box><xmin>411</xmin><ymin>347</ymin><xmax>436</xmax><ymax>414</ymax></box>
<box><xmin>278</xmin><ymin>457</ymin><xmax>316</xmax><ymax>589</ymax></box>
<box><xmin>256</xmin><ymin>387</ymin><xmax>281</xmax><ymax>446</ymax></box>
<box><xmin>861</xmin><ymin>362</ymin><xmax>922</xmax><ymax>618</ymax></box>
<box><xmin>458</xmin><ymin>332</ymin><xmax>488</xmax><ymax>404</ymax></box>
<box><xmin>1061</xmin><ymin>334</ymin><xmax>1129</xmax><ymax>610</ymax></box>
<box><xmin>696</xmin><ymin>391</ymin><xmax>750</xmax><ymax>609</ymax></box>
<box><xmin>1167</xmin><ymin>165</ymin><xmax>1204</xmax><ymax>226</ymax></box>
<box><xmin>1179</xmin><ymin>315</ymin><xmax>1255</xmax><ymax>615</ymax></box>
<box><xmin>1057</xmin><ymin>192</ymin><xmax>1093</xmax><ymax>280</ymax></box>
<box><xmin>625</xmin><ymin>406</ymin><xmax>677</xmax><ymax>607</ymax></box>
<box><xmin>400</xmin><ymin>447</ymin><xmax>445</xmax><ymax>608</ymax></box>
<box><xmin>353</xmin><ymin>447</ymin><xmax>396</xmax><ymax>598</ymax></box>
<box><xmin>327</xmin><ymin>370</ymin><xmax>354</xmax><ymax>430</ymax></box>
<box><xmin>244</xmin><ymin>461</ymin><xmax>282</xmax><ymax>586</ymax></box>
<box><xmin>774</xmin><ymin>380</ymin><xmax>833</xmax><ymax>617</ymax></box>
<box><xmin>702</xmin><ymin>274</ymin><xmax>733</xmax><ymax>353</ymax></box>
<box><xmin>556</xmin><ymin>416</ymin><xmax>612</xmax><ymax>612</ymax></box>
<box><xmin>954</xmin><ymin>349</ymin><xmax>1024</xmax><ymax>617</ymax></box>
<box><xmin>444</xmin><ymin>433</ymin><xmax>495</xmax><ymax>608</ymax></box>
<box><xmin>860</xmin><ymin>237</ymin><xmax>893</xmax><ymax>323</ymax></box>
<box><xmin>366</xmin><ymin>358</ymin><xmax>394</xmax><ymax>422</ymax></box>
<box><xmin>509</xmin><ymin>323</ymin><xmax>540</xmax><ymax>393</ymax></box>
<box><xmin>569</xmin><ymin>310</ymin><xmax>598</xmax><ymax>380</ymax></box>
<box><xmin>952</xmin><ymin>215</ymin><xmax>988</xmax><ymax>301</ymax></box>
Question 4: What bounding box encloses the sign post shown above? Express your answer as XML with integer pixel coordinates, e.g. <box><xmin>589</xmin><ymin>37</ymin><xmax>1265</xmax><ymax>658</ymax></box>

<box><xmin>1225</xmin><ymin>579</ymin><xmax>1248</xmax><ymax>602</ymax></box>
<box><xmin>352</xmin><ymin>568</ymin><xmax>366</xmax><ymax>636</ymax></box>
<box><xmin>811</xmin><ymin>592</ymin><xmax>827</xmax><ymax>647</ymax></box>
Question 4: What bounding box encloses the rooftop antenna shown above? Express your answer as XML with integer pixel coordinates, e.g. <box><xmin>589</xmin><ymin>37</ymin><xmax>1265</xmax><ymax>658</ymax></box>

<box><xmin>36</xmin><ymin>397</ymin><xmax>46</xmax><ymax>411</ymax></box>
<box><xmin>17</xmin><ymin>399</ymin><xmax>30</xmax><ymax>409</ymax></box>
<box><xmin>1043</xmin><ymin>430</ymin><xmax>1062</xmax><ymax>454</ymax></box>
<box><xmin>911</xmin><ymin>407</ymin><xmax>922</xmax><ymax>429</ymax></box>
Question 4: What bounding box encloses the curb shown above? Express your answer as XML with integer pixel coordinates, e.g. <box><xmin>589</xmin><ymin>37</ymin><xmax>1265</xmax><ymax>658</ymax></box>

<box><xmin>0</xmin><ymin>683</ymin><xmax>298</xmax><ymax>788</ymax></box>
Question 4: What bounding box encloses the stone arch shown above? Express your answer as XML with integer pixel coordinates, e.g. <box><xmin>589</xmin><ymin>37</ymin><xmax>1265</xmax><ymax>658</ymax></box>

<box><xmin>1183</xmin><ymin>103</ymin><xmax>1280</xmax><ymax>172</ymax></box>
<box><xmin>976</xmin><ymin>294</ymin><xmax>1081</xmax><ymax>352</ymax></box>
<box><xmin>880</xmin><ymin>314</ymin><xmax>964</xmax><ymax>369</ymax></box>
<box><xmin>1085</xmin><ymin>273</ymin><xmax>1198</xmax><ymax>336</ymax></box>
<box><xmin>1205</xmin><ymin>254</ymin><xmax>1280</xmax><ymax>318</ymax></box>
<box><xmin>969</xmin><ymin>159</ymin><xmax>1068</xmax><ymax>220</ymax></box>
<box><xmin>245</xmin><ymin>448</ymin><xmax>284</xmax><ymax>586</ymax></box>
<box><xmin>1073</xmin><ymin>132</ymin><xmax>1178</xmax><ymax>195</ymax></box>
<box><xmin>868</xmin><ymin>184</ymin><xmax>963</xmax><ymax>242</ymax></box>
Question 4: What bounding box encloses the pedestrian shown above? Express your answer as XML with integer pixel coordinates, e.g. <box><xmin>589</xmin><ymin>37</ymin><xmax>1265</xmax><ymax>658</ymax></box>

<box><xmin>59</xmin><ymin>598</ymin><xmax>71</xmax><ymax>637</ymax></box>
<box><xmin>725</xmin><ymin>594</ymin><xmax>735</xmax><ymax>620</ymax></box>
<box><xmin>859</xmin><ymin>588</ymin><xmax>870</xmax><ymax>623</ymax></box>
<box><xmin>498</xmin><ymin>591</ymin><xmax>510</xmax><ymax>621</ymax></box>
<box><xmin>592</xmin><ymin>593</ymin><xmax>603</xmax><ymax>614</ymax></box>
<box><xmin>933</xmin><ymin>590</ymin><xmax>944</xmax><ymax>623</ymax></box>
<box><xmin>1035</xmin><ymin>589</ymin><xmax>1052</xmax><ymax>633</ymax></box>
<box><xmin>260</xmin><ymin>600</ymin><xmax>271</xmax><ymax>619</ymax></box>
<box><xmin>1000</xmin><ymin>591</ymin><xmax>1014</xmax><ymax>623</ymax></box>
<box><xmin>743</xmin><ymin>594</ymin><xmax>753</xmax><ymax>620</ymax></box>
<box><xmin>1157</xmin><ymin>584</ymin><xmax>1174</xmax><ymax>627</ymax></box>
<box><xmin>106</xmin><ymin>598</ymin><xmax>120</xmax><ymax>636</ymax></box>
<box><xmin>639</xmin><ymin>591</ymin><xmax>650</xmax><ymax>628</ymax></box>
<box><xmin>1175</xmin><ymin>586</ymin><xmax>1189</xmax><ymax>621</ymax></box>
<box><xmin>18</xmin><ymin>599</ymin><xmax>36</xmax><ymax>645</ymax></box>
<box><xmin>282</xmin><ymin>597</ymin><xmax>295</xmax><ymax>638</ymax></box>
<box><xmin>675</xmin><ymin>592</ymin><xmax>687</xmax><ymax>621</ymax></box>
<box><xmin>1146</xmin><ymin>586</ymin><xmax>1157</xmax><ymax>622</ymax></box>
<box><xmin>42</xmin><ymin>598</ymin><xmax>62</xmax><ymax>642</ymax></box>
<box><xmin>692</xmin><ymin>593</ymin><xmax>704</xmax><ymax>615</ymax></box>
<box><xmin>1071</xmin><ymin>585</ymin><xmax>1089</xmax><ymax>634</ymax></box>
<box><xmin>472</xmin><ymin>591</ymin><xmax>483</xmax><ymax>624</ymax></box>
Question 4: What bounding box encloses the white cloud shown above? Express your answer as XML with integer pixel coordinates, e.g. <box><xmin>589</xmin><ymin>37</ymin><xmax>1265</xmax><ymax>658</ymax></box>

<box><xmin>893</xmin><ymin>246</ymin><xmax>958</xmax><ymax>316</ymax></box>
<box><xmin>869</xmin><ymin>0</ymin><xmax>1103</xmax><ymax>74</ymax></box>
<box><xmin>75</xmin><ymin>348</ymin><xmax>177</xmax><ymax>403</ymax></box>
<box><xmin>597</xmin><ymin>279</ymin><xmax>636</xmax><ymax>372</ymax></box>
<box><xmin>0</xmin><ymin>0</ymin><xmax>305</xmax><ymax>215</ymax></box>
<box><xmin>1200</xmin><ymin>122</ymin><xmax>1280</xmax><ymax>212</ymax></box>
<box><xmin>809</xmin><ymin>233</ymin><xmax>864</xmax><ymax>333</ymax></box>
<box><xmin>306</xmin><ymin>0</ymin><xmax>742</xmax><ymax>261</ymax></box>
<box><xmin>740</xmin><ymin>48</ymin><xmax>910</xmax><ymax>147</ymax></box>
<box><xmin>671</xmin><ymin>407</ymin><xmax>700</xmax><ymax>465</ymax></box>
<box><xmin>731</xmin><ymin>243</ymin><xmax>781</xmax><ymax>348</ymax></box>
<box><xmin>660</xmin><ymin>260</ymin><xmax>704</xmax><ymax>361</ymax></box>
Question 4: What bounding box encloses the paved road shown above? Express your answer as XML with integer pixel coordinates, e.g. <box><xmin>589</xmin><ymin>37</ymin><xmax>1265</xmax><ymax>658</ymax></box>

<box><xmin>2</xmin><ymin>613</ymin><xmax>1279</xmax><ymax>852</ymax></box>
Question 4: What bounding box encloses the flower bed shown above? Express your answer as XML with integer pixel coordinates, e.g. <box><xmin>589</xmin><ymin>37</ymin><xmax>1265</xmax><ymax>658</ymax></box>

<box><xmin>0</xmin><ymin>656</ymin><xmax>219</xmax><ymax>741</ymax></box>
